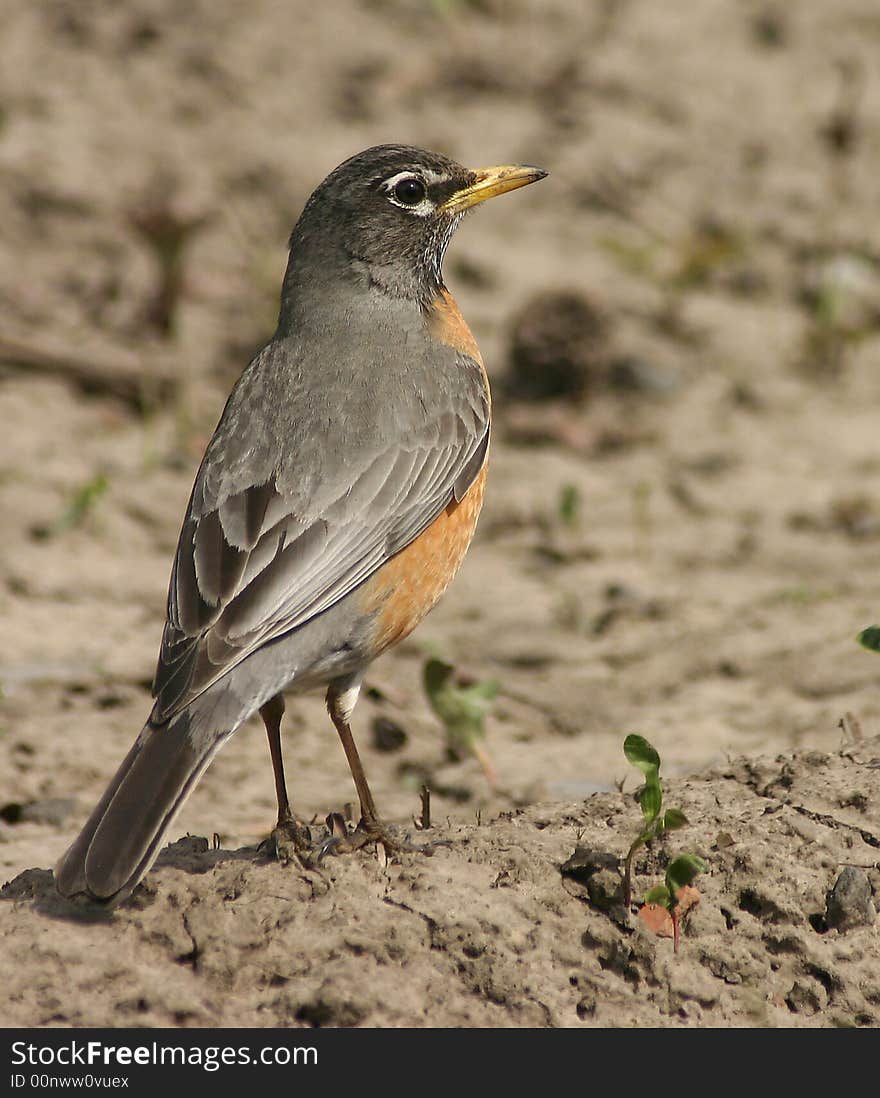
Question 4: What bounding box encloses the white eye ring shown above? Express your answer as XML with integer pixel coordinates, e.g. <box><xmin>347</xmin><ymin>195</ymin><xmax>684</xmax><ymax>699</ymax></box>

<box><xmin>384</xmin><ymin>172</ymin><xmax>434</xmax><ymax>216</ymax></box>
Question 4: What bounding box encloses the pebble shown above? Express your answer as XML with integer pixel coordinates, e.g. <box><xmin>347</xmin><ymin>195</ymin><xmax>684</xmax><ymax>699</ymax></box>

<box><xmin>825</xmin><ymin>866</ymin><xmax>876</xmax><ymax>931</ymax></box>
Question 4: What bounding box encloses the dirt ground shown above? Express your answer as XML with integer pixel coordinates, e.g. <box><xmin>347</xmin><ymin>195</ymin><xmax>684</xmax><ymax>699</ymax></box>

<box><xmin>1</xmin><ymin>0</ymin><xmax>879</xmax><ymax>1029</ymax></box>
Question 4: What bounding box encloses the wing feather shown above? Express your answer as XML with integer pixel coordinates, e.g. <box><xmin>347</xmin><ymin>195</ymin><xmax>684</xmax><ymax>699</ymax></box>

<box><xmin>152</xmin><ymin>359</ymin><xmax>489</xmax><ymax>722</ymax></box>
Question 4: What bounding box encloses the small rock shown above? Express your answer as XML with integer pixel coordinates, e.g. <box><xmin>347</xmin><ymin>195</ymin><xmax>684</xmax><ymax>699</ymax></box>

<box><xmin>608</xmin><ymin>355</ymin><xmax>679</xmax><ymax>394</ymax></box>
<box><xmin>786</xmin><ymin>980</ymin><xmax>822</xmax><ymax>1015</ymax></box>
<box><xmin>0</xmin><ymin>798</ymin><xmax>77</xmax><ymax>827</ymax></box>
<box><xmin>560</xmin><ymin>847</ymin><xmax>625</xmax><ymax>924</ymax></box>
<box><xmin>506</xmin><ymin>290</ymin><xmax>610</xmax><ymax>401</ymax></box>
<box><xmin>560</xmin><ymin>846</ymin><xmax>620</xmax><ymax>878</ymax></box>
<box><xmin>0</xmin><ymin>867</ymin><xmax>55</xmax><ymax>900</ymax></box>
<box><xmin>371</xmin><ymin>716</ymin><xmax>408</xmax><ymax>753</ymax></box>
<box><xmin>825</xmin><ymin>866</ymin><xmax>876</xmax><ymax>931</ymax></box>
<box><xmin>153</xmin><ymin>834</ymin><xmax>214</xmax><ymax>876</ymax></box>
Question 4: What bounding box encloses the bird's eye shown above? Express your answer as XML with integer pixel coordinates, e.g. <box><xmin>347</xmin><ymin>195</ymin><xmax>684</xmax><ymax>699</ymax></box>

<box><xmin>392</xmin><ymin>176</ymin><xmax>427</xmax><ymax>205</ymax></box>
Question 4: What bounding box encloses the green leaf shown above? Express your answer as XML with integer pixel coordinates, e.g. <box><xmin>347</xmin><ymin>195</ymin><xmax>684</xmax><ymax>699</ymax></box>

<box><xmin>558</xmin><ymin>483</ymin><xmax>580</xmax><ymax>526</ymax></box>
<box><xmin>462</xmin><ymin>678</ymin><xmax>500</xmax><ymax>703</ymax></box>
<box><xmin>663</xmin><ymin>808</ymin><xmax>688</xmax><ymax>831</ymax></box>
<box><xmin>644</xmin><ymin>884</ymin><xmax>670</xmax><ymax>906</ymax></box>
<box><xmin>665</xmin><ymin>854</ymin><xmax>708</xmax><ymax>894</ymax></box>
<box><xmin>37</xmin><ymin>473</ymin><xmax>110</xmax><ymax>539</ymax></box>
<box><xmin>423</xmin><ymin>658</ymin><xmax>497</xmax><ymax>754</ymax></box>
<box><xmin>638</xmin><ymin>781</ymin><xmax>662</xmax><ymax>823</ymax></box>
<box><xmin>857</xmin><ymin>626</ymin><xmax>880</xmax><ymax>653</ymax></box>
<box><xmin>624</xmin><ymin>734</ymin><xmax>661</xmax><ymax>776</ymax></box>
<box><xmin>423</xmin><ymin>657</ymin><xmax>456</xmax><ymax>700</ymax></box>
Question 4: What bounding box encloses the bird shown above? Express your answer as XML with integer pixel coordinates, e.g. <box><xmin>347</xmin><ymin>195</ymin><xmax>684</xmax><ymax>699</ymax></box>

<box><xmin>54</xmin><ymin>144</ymin><xmax>547</xmax><ymax>907</ymax></box>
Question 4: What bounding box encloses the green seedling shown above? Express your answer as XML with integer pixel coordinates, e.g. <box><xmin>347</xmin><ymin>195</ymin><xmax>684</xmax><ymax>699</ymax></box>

<box><xmin>558</xmin><ymin>483</ymin><xmax>581</xmax><ymax>527</ymax></box>
<box><xmin>62</xmin><ymin>473</ymin><xmax>109</xmax><ymax>529</ymax></box>
<box><xmin>33</xmin><ymin>473</ymin><xmax>109</xmax><ymax>540</ymax></box>
<box><xmin>857</xmin><ymin>626</ymin><xmax>880</xmax><ymax>653</ymax></box>
<box><xmin>423</xmin><ymin>658</ymin><xmax>499</xmax><ymax>788</ymax></box>
<box><xmin>644</xmin><ymin>853</ymin><xmax>708</xmax><ymax>953</ymax></box>
<box><xmin>621</xmin><ymin>733</ymin><xmax>689</xmax><ymax>907</ymax></box>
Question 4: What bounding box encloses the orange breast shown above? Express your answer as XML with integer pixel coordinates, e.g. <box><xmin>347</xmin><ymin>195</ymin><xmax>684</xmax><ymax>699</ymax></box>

<box><xmin>360</xmin><ymin>288</ymin><xmax>489</xmax><ymax>654</ymax></box>
<box><xmin>425</xmin><ymin>288</ymin><xmax>485</xmax><ymax>365</ymax></box>
<box><xmin>361</xmin><ymin>462</ymin><xmax>488</xmax><ymax>655</ymax></box>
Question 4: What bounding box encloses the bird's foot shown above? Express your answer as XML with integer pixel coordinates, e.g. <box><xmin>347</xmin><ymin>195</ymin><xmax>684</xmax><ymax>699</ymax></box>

<box><xmin>313</xmin><ymin>811</ymin><xmax>448</xmax><ymax>862</ymax></box>
<box><xmin>260</xmin><ymin>815</ymin><xmax>313</xmax><ymax>863</ymax></box>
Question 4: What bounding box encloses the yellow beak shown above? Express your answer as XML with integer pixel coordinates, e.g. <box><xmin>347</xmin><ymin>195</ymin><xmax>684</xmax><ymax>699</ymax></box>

<box><xmin>441</xmin><ymin>164</ymin><xmax>548</xmax><ymax>214</ymax></box>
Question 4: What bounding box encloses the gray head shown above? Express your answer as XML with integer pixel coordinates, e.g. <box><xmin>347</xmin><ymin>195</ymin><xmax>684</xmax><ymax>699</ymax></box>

<box><xmin>281</xmin><ymin>144</ymin><xmax>547</xmax><ymax>308</ymax></box>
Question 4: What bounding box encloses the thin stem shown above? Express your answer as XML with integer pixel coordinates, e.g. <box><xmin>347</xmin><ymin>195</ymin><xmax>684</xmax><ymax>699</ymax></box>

<box><xmin>623</xmin><ymin>837</ymin><xmax>643</xmax><ymax>908</ymax></box>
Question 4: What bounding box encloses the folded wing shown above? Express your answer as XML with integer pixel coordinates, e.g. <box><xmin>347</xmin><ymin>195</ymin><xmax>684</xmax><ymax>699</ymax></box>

<box><xmin>152</xmin><ymin>362</ymin><xmax>490</xmax><ymax>721</ymax></box>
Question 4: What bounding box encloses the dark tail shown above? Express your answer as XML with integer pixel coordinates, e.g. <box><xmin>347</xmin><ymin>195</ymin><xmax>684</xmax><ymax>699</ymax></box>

<box><xmin>54</xmin><ymin>712</ymin><xmax>225</xmax><ymax>907</ymax></box>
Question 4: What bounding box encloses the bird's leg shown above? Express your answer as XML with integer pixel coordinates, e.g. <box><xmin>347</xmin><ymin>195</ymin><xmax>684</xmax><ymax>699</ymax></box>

<box><xmin>261</xmin><ymin>694</ymin><xmax>293</xmax><ymax>828</ymax></box>
<box><xmin>326</xmin><ymin>679</ymin><xmax>379</xmax><ymax>835</ymax></box>
<box><xmin>259</xmin><ymin>694</ymin><xmax>310</xmax><ymax>853</ymax></box>
<box><xmin>320</xmin><ymin>680</ymin><xmax>444</xmax><ymax>859</ymax></box>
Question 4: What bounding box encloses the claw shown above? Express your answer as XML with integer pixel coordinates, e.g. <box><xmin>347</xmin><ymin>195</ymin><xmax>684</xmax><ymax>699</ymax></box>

<box><xmin>260</xmin><ymin>815</ymin><xmax>313</xmax><ymax>863</ymax></box>
<box><xmin>311</xmin><ymin>812</ymin><xmax>450</xmax><ymax>862</ymax></box>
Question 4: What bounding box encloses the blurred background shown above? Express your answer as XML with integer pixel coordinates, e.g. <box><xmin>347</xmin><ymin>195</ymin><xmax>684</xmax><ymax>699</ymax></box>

<box><xmin>2</xmin><ymin>0</ymin><xmax>880</xmax><ymax>864</ymax></box>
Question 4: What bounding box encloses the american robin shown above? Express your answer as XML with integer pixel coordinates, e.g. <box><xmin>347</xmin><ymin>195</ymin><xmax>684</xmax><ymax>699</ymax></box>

<box><xmin>54</xmin><ymin>144</ymin><xmax>546</xmax><ymax>906</ymax></box>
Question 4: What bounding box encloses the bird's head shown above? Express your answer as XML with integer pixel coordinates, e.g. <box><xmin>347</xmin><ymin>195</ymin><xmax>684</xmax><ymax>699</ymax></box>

<box><xmin>285</xmin><ymin>144</ymin><xmax>547</xmax><ymax>304</ymax></box>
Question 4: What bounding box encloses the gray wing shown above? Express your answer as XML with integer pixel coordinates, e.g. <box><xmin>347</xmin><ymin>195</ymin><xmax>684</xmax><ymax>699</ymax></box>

<box><xmin>152</xmin><ymin>356</ymin><xmax>490</xmax><ymax>722</ymax></box>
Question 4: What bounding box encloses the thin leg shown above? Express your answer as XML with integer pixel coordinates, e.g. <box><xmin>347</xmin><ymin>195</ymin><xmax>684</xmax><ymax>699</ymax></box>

<box><xmin>326</xmin><ymin>681</ymin><xmax>379</xmax><ymax>825</ymax></box>
<box><xmin>321</xmin><ymin>680</ymin><xmax>445</xmax><ymax>860</ymax></box>
<box><xmin>260</xmin><ymin>694</ymin><xmax>292</xmax><ymax>829</ymax></box>
<box><xmin>259</xmin><ymin>694</ymin><xmax>311</xmax><ymax>859</ymax></box>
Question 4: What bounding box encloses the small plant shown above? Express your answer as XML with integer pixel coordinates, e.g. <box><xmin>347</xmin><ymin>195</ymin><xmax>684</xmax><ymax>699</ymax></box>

<box><xmin>558</xmin><ymin>483</ymin><xmax>580</xmax><ymax>526</ymax></box>
<box><xmin>621</xmin><ymin>734</ymin><xmax>691</xmax><ymax>906</ymax></box>
<box><xmin>644</xmin><ymin>853</ymin><xmax>707</xmax><ymax>953</ymax></box>
<box><xmin>423</xmin><ymin>658</ymin><xmax>499</xmax><ymax>787</ymax></box>
<box><xmin>622</xmin><ymin>735</ymin><xmax>707</xmax><ymax>950</ymax></box>
<box><xmin>32</xmin><ymin>473</ymin><xmax>109</xmax><ymax>540</ymax></box>
<box><xmin>857</xmin><ymin>626</ymin><xmax>880</xmax><ymax>653</ymax></box>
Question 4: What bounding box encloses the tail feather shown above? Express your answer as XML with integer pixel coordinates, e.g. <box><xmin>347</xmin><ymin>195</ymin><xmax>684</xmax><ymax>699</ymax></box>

<box><xmin>54</xmin><ymin>714</ymin><xmax>223</xmax><ymax>907</ymax></box>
